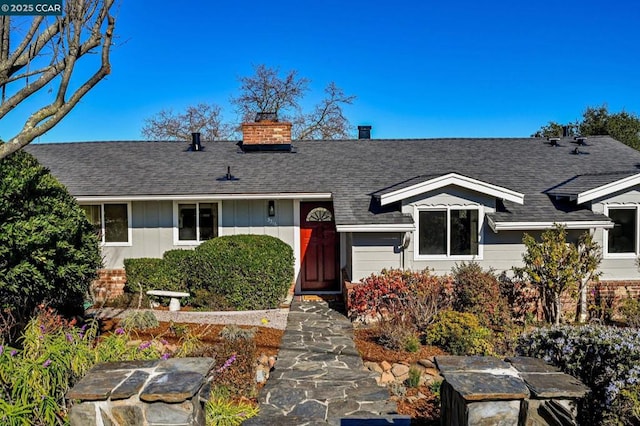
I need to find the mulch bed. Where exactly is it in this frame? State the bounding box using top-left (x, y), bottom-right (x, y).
top-left (100, 319), bottom-right (284, 357)
top-left (353, 327), bottom-right (445, 363)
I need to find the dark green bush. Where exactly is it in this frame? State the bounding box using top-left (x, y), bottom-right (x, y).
top-left (452, 262), bottom-right (512, 330)
top-left (190, 289), bottom-right (231, 311)
top-left (123, 258), bottom-right (165, 293)
top-left (426, 310), bottom-right (494, 355)
top-left (124, 249), bottom-right (191, 293)
top-left (0, 150), bottom-right (101, 327)
top-left (187, 235), bottom-right (294, 310)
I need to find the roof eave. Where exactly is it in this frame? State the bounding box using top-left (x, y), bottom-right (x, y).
top-left (577, 173), bottom-right (640, 204)
top-left (335, 224), bottom-right (415, 232)
top-left (487, 216), bottom-right (614, 233)
top-left (75, 192), bottom-right (334, 202)
top-left (378, 173), bottom-right (525, 206)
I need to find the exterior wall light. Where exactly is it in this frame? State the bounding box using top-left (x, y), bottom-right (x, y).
top-left (268, 200), bottom-right (276, 217)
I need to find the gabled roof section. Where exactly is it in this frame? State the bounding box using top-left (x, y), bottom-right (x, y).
top-left (487, 194), bottom-right (613, 232)
top-left (546, 171), bottom-right (640, 204)
top-left (374, 173), bottom-right (525, 206)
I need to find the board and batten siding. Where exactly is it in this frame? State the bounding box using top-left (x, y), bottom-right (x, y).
top-left (592, 188), bottom-right (640, 280)
top-left (101, 201), bottom-right (174, 269)
top-left (350, 232), bottom-right (402, 281)
top-left (101, 199), bottom-right (295, 269)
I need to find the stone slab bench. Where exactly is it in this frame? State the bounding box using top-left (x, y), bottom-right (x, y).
top-left (146, 290), bottom-right (190, 311)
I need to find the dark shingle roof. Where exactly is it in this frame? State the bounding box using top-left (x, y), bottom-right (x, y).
top-left (546, 171), bottom-right (640, 199)
top-left (25, 136), bottom-right (640, 227)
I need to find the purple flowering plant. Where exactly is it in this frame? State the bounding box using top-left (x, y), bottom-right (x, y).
top-left (216, 354), bottom-right (237, 373)
top-left (517, 324), bottom-right (640, 424)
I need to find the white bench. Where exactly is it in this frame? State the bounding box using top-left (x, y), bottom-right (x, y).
top-left (146, 290), bottom-right (190, 312)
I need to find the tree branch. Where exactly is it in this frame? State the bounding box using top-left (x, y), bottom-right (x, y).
top-left (0, 0), bottom-right (115, 159)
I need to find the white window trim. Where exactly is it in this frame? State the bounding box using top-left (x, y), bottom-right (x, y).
top-left (173, 201), bottom-right (222, 246)
top-left (81, 202), bottom-right (132, 247)
top-left (413, 205), bottom-right (484, 261)
top-left (603, 204), bottom-right (639, 259)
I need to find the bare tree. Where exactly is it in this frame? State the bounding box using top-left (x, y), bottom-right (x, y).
top-left (231, 64), bottom-right (309, 123)
top-left (231, 64), bottom-right (355, 140)
top-left (0, 0), bottom-right (116, 159)
top-left (141, 103), bottom-right (233, 141)
top-left (294, 82), bottom-right (355, 140)
top-left (143, 65), bottom-right (356, 141)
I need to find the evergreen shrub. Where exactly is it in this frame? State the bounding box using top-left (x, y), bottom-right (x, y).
top-left (187, 235), bottom-right (294, 310)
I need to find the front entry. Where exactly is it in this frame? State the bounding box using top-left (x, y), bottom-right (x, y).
top-left (300, 202), bottom-right (339, 292)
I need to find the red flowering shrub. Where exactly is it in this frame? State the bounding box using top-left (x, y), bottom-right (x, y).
top-left (348, 269), bottom-right (453, 350)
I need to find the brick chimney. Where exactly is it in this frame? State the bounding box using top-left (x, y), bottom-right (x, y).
top-left (241, 115), bottom-right (292, 145)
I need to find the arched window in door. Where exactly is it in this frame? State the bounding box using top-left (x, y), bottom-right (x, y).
top-left (306, 207), bottom-right (332, 222)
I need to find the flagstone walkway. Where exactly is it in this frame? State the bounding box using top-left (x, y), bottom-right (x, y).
top-left (244, 299), bottom-right (409, 425)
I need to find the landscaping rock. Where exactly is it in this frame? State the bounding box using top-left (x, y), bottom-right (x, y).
top-left (380, 360), bottom-right (392, 372)
top-left (364, 361), bottom-right (383, 373)
top-left (418, 358), bottom-right (436, 369)
top-left (378, 371), bottom-right (395, 385)
top-left (392, 363), bottom-right (410, 378)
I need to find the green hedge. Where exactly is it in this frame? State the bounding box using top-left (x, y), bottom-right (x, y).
top-left (124, 235), bottom-right (294, 310)
top-left (124, 249), bottom-right (191, 293)
top-left (187, 235), bottom-right (294, 310)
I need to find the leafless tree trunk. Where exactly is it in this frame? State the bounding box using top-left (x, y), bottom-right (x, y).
top-left (0, 0), bottom-right (116, 159)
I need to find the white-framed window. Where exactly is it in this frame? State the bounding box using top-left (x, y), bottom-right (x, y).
top-left (604, 205), bottom-right (639, 258)
top-left (80, 203), bottom-right (132, 246)
top-left (414, 205), bottom-right (482, 260)
top-left (173, 201), bottom-right (220, 245)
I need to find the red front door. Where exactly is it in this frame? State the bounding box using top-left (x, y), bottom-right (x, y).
top-left (300, 202), bottom-right (339, 291)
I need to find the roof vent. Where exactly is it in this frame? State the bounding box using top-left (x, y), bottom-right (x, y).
top-left (358, 125), bottom-right (372, 140)
top-left (547, 137), bottom-right (560, 146)
top-left (216, 166), bottom-right (239, 181)
top-left (191, 132), bottom-right (202, 151)
top-left (573, 136), bottom-right (588, 146)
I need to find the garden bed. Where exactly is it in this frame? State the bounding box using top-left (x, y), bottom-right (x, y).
top-left (101, 319), bottom-right (284, 357)
top-left (353, 326), bottom-right (444, 425)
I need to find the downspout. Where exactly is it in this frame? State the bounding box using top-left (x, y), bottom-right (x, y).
top-left (401, 232), bottom-right (411, 270)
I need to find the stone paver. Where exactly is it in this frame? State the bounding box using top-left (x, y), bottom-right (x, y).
top-left (245, 300), bottom-right (409, 425)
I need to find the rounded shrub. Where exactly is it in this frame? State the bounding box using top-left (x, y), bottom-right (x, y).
top-left (124, 249), bottom-right (191, 293)
top-left (187, 235), bottom-right (294, 310)
top-left (452, 261), bottom-right (512, 330)
top-left (426, 310), bottom-right (494, 355)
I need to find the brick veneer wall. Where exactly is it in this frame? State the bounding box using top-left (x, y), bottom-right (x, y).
top-left (241, 121), bottom-right (292, 144)
top-left (91, 269), bottom-right (126, 302)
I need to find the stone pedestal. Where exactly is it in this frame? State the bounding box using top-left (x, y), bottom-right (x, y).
top-left (436, 356), bottom-right (590, 426)
top-left (67, 357), bottom-right (215, 426)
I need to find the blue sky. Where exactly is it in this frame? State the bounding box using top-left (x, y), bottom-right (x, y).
top-left (3, 0), bottom-right (640, 142)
